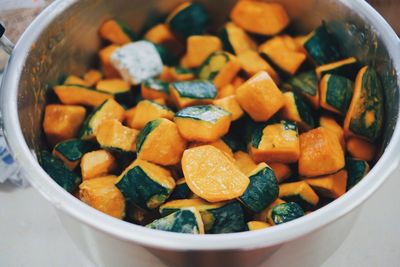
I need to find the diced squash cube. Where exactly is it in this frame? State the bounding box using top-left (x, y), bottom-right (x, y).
top-left (268, 163), bottom-right (292, 183)
top-left (182, 35), bottom-right (222, 68)
top-left (230, 1), bottom-right (290, 35)
top-left (99, 44), bottom-right (121, 78)
top-left (249, 121), bottom-right (300, 163)
top-left (141, 78), bottom-right (169, 101)
top-left (234, 151), bottom-right (257, 175)
top-left (182, 145), bottom-right (250, 202)
top-left (169, 67), bottom-right (195, 81)
top-left (283, 71), bottom-right (319, 109)
top-left (147, 208), bottom-right (205, 234)
top-left (53, 139), bottom-right (98, 170)
top-left (279, 181), bottom-right (319, 209)
top-left (316, 57), bottom-right (359, 80)
top-left (247, 221), bottom-right (271, 231)
top-left (319, 115), bottom-right (345, 149)
top-left (116, 159), bottom-right (176, 209)
top-left (198, 51), bottom-right (241, 89)
top-left (136, 118), bottom-right (187, 166)
top-left (346, 137), bottom-right (377, 161)
top-left (346, 157), bottom-right (370, 190)
top-left (213, 95), bottom-right (244, 121)
top-left (270, 202), bottom-right (304, 225)
top-left (281, 91), bottom-right (315, 130)
top-left (236, 71), bottom-right (284, 122)
top-left (217, 84), bottom-right (236, 98)
top-left (174, 105), bottom-right (231, 142)
top-left (80, 150), bottom-right (117, 180)
top-left (79, 176), bottom-right (126, 219)
top-left (299, 127), bottom-right (345, 177)
top-left (259, 35), bottom-right (306, 75)
top-left (96, 119), bottom-right (139, 153)
top-left (84, 69), bottom-right (103, 87)
top-left (111, 41), bottom-right (163, 85)
top-left (64, 75), bottom-right (88, 86)
top-left (54, 85), bottom-right (113, 107)
top-left (99, 19), bottom-right (135, 45)
top-left (219, 22), bottom-right (257, 55)
top-left (96, 78), bottom-right (130, 93)
top-left (43, 104), bottom-right (86, 146)
top-left (128, 100), bottom-right (174, 130)
top-left (232, 76), bottom-right (245, 89)
top-left (344, 66), bottom-right (384, 142)
top-left (254, 198), bottom-right (286, 222)
top-left (305, 169), bottom-right (348, 199)
top-left (144, 23), bottom-right (183, 56)
top-left (239, 163), bottom-right (279, 213)
top-left (319, 74), bottom-right (354, 115)
top-left (189, 139), bottom-right (234, 161)
top-left (237, 50), bottom-right (279, 83)
top-left (169, 178), bottom-right (193, 200)
top-left (170, 80), bottom-right (217, 108)
top-left (80, 99), bottom-right (125, 140)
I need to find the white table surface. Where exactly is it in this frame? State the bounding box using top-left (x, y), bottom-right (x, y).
top-left (1, 165), bottom-right (400, 267)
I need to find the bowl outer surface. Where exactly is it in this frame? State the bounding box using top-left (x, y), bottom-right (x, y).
top-left (1, 0), bottom-right (400, 251)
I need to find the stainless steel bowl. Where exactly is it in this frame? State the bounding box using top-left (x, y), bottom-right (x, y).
top-left (1, 1), bottom-right (400, 267)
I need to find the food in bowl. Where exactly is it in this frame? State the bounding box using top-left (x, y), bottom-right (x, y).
top-left (39, 0), bottom-right (384, 234)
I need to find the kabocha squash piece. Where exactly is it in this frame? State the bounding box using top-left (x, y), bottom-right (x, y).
top-left (344, 66), bottom-right (384, 142)
top-left (170, 80), bottom-right (217, 108)
top-left (221, 131), bottom-right (244, 153)
top-left (255, 198), bottom-right (286, 222)
top-left (96, 78), bottom-right (132, 106)
top-left (232, 76), bottom-right (245, 89)
top-left (144, 23), bottom-right (183, 57)
top-left (54, 85), bottom-right (113, 108)
top-left (247, 221), bottom-right (271, 231)
top-left (283, 71), bottom-right (319, 109)
top-left (96, 119), bottom-right (139, 154)
top-left (279, 181), bottom-right (319, 209)
top-left (174, 105), bottom-right (231, 142)
top-left (219, 22), bottom-right (257, 55)
top-left (268, 163), bottom-right (292, 183)
top-left (319, 74), bottom-right (354, 115)
top-left (43, 104), bottom-right (86, 146)
top-left (198, 51), bottom-right (241, 89)
top-left (141, 78), bottom-right (169, 100)
top-left (249, 121), bottom-right (300, 164)
top-left (169, 178), bottom-right (192, 200)
top-left (213, 95), bottom-right (244, 121)
top-left (237, 50), bottom-right (279, 83)
top-left (316, 57), bottom-right (359, 80)
top-left (259, 35), bottom-right (306, 75)
top-left (111, 41), bottom-right (163, 85)
top-left (239, 163), bottom-right (279, 213)
top-left (189, 139), bottom-right (234, 161)
top-left (270, 202), bottom-right (304, 225)
top-left (346, 157), bottom-right (370, 190)
top-left (160, 199), bottom-right (247, 233)
top-left (281, 92), bottom-right (315, 131)
top-left (230, 1), bottom-right (290, 35)
top-left (79, 176), bottom-right (125, 219)
top-left (234, 151), bottom-right (257, 175)
top-left (84, 69), bottom-right (103, 87)
top-left (346, 137), bottom-right (377, 161)
top-left (40, 151), bottom-right (81, 193)
top-left (217, 84), bottom-right (236, 98)
top-left (99, 19), bottom-right (136, 45)
top-left (147, 208), bottom-right (204, 234)
top-left (299, 127), bottom-right (345, 177)
top-left (80, 99), bottom-right (125, 140)
top-left (319, 115), bottom-right (345, 149)
top-left (136, 118), bottom-right (187, 166)
top-left (182, 145), bottom-right (250, 202)
top-left (99, 44), bottom-right (121, 78)
top-left (128, 100), bottom-right (174, 130)
top-left (303, 24), bottom-right (342, 65)
top-left (182, 35), bottom-right (222, 68)
top-left (236, 71), bottom-right (284, 122)
top-left (64, 75), bottom-right (88, 86)
top-left (116, 159), bottom-right (176, 210)
top-left (166, 2), bottom-right (209, 37)
top-left (53, 139), bottom-right (98, 170)
top-left (80, 150), bottom-right (117, 180)
top-left (305, 169), bottom-right (348, 199)
top-left (170, 67), bottom-right (195, 81)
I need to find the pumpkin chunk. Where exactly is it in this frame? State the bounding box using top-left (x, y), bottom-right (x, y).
top-left (79, 176), bottom-right (126, 219)
top-left (137, 118), bottom-right (187, 166)
top-left (99, 44), bottom-right (121, 78)
top-left (174, 105), bottom-right (231, 142)
top-left (247, 221), bottom-right (271, 231)
top-left (319, 74), bottom-right (354, 115)
top-left (53, 139), bottom-right (98, 170)
top-left (182, 35), bottom-right (222, 68)
top-left (299, 127), bottom-right (345, 177)
top-left (316, 57), bottom-right (359, 80)
top-left (346, 137), bottom-right (377, 161)
top-left (81, 150), bottom-right (117, 180)
top-left (141, 78), bottom-right (169, 101)
top-left (99, 19), bottom-right (135, 45)
top-left (144, 23), bottom-right (183, 56)
top-left (217, 84), bottom-right (236, 98)
top-left (84, 69), bottom-right (103, 87)
top-left (234, 151), bottom-right (258, 175)
top-left (346, 157), bottom-right (370, 190)
top-left (283, 71), bottom-right (319, 109)
top-left (96, 119), bottom-right (139, 153)
top-left (236, 71), bottom-right (284, 122)
top-left (213, 95), bottom-right (244, 121)
top-left (220, 22), bottom-right (257, 55)
top-left (54, 85), bottom-right (113, 107)
top-left (64, 75), bottom-right (88, 86)
top-left (128, 100), bottom-right (174, 129)
top-left (182, 145), bottom-right (250, 202)
top-left (281, 91), bottom-right (315, 131)
top-left (255, 198), bottom-right (286, 222)
top-left (230, 1), bottom-right (289, 35)
top-left (268, 163), bottom-right (292, 183)
top-left (249, 121), bottom-right (300, 163)
top-left (319, 115), bottom-right (345, 149)
top-left (189, 139), bottom-right (234, 161)
top-left (170, 67), bottom-right (195, 81)
top-left (270, 202), bottom-right (304, 225)
top-left (170, 80), bottom-right (217, 108)
top-left (279, 181), bottom-right (319, 209)
top-left (305, 169), bottom-right (348, 199)
top-left (237, 50), bottom-right (279, 83)
top-left (43, 104), bottom-right (86, 146)
top-left (169, 178), bottom-right (193, 200)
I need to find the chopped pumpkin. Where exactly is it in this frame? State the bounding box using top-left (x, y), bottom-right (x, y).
top-left (237, 50), bottom-right (279, 83)
top-left (54, 85), bottom-right (113, 107)
top-left (144, 23), bottom-right (183, 56)
top-left (304, 169), bottom-right (348, 199)
top-left (189, 139), bottom-right (234, 161)
top-left (128, 100), bottom-right (174, 129)
top-left (247, 221), bottom-right (271, 231)
top-left (346, 137), bottom-right (377, 161)
top-left (170, 80), bottom-right (217, 108)
top-left (169, 67), bottom-right (195, 81)
top-left (84, 69), bottom-right (103, 87)
top-left (279, 181), bottom-right (319, 208)
top-left (280, 91), bottom-right (315, 131)
top-left (99, 44), bottom-right (121, 78)
top-left (141, 78), bottom-right (169, 101)
top-left (315, 57), bottom-right (359, 80)
top-left (63, 75), bottom-right (88, 86)
top-left (53, 139), bottom-right (98, 170)
top-left (319, 74), bottom-right (354, 115)
top-left (99, 19), bottom-right (135, 45)
top-left (96, 119), bottom-right (139, 153)
top-left (217, 84), bottom-right (236, 98)
top-left (182, 35), bottom-right (222, 68)
top-left (234, 151), bottom-right (258, 175)
top-left (219, 22), bottom-right (257, 55)
top-left (268, 163), bottom-right (292, 183)
top-left (80, 150), bottom-right (117, 180)
top-left (319, 115), bottom-right (345, 148)
top-left (213, 95), bottom-right (244, 121)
